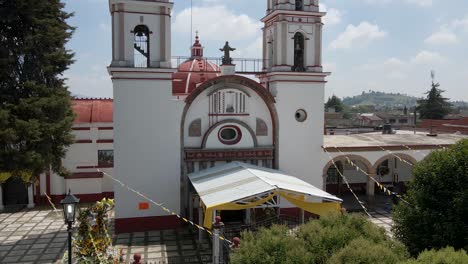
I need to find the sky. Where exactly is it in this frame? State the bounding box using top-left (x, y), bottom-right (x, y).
top-left (63, 0), bottom-right (468, 101)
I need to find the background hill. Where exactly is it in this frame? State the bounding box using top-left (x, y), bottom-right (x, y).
top-left (341, 90), bottom-right (468, 110)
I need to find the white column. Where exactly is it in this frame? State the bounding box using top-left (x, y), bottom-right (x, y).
top-left (189, 195), bottom-right (193, 221)
top-left (245, 208), bottom-right (251, 224)
top-left (198, 207), bottom-right (204, 242)
top-left (27, 184), bottom-right (35, 208)
top-left (0, 184), bottom-right (4, 211)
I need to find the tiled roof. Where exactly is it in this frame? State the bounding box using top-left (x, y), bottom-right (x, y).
top-left (72, 98), bottom-right (113, 124)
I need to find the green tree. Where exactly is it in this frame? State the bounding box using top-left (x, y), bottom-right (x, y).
top-left (0, 0), bottom-right (75, 182)
top-left (402, 247), bottom-right (468, 264)
top-left (231, 213), bottom-right (408, 264)
top-left (393, 139), bottom-right (468, 256)
top-left (417, 71), bottom-right (452, 119)
top-left (326, 95), bottom-right (344, 112)
top-left (328, 238), bottom-right (407, 264)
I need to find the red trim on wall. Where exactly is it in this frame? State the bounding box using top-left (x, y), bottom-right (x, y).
top-left (208, 113), bottom-right (250, 117)
top-left (75, 139), bottom-right (93, 144)
top-left (72, 127), bottom-right (91, 131)
top-left (185, 148), bottom-right (275, 161)
top-left (76, 165), bottom-right (113, 169)
top-left (39, 192), bottom-right (115, 205)
top-left (115, 215), bottom-right (182, 233)
top-left (65, 172), bottom-right (104, 179)
top-left (97, 139), bottom-right (114, 143)
top-left (98, 127), bottom-right (114, 130)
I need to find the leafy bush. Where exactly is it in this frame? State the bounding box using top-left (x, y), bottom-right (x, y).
top-left (231, 213), bottom-right (408, 264)
top-left (297, 213), bottom-right (406, 263)
top-left (328, 237), bottom-right (406, 264)
top-left (402, 247), bottom-right (468, 264)
top-left (230, 225), bottom-right (312, 264)
top-left (393, 139), bottom-right (468, 256)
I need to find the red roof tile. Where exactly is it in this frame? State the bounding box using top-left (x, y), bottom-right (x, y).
top-left (72, 99), bottom-right (113, 124)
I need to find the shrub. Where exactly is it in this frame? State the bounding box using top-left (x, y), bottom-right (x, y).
top-left (402, 247), bottom-right (468, 264)
top-left (297, 213), bottom-right (406, 263)
top-left (230, 225), bottom-right (312, 264)
top-left (393, 139), bottom-right (468, 256)
top-left (328, 237), bottom-right (407, 264)
top-left (231, 213), bottom-right (408, 264)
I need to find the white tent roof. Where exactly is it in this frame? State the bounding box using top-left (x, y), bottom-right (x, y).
top-left (189, 162), bottom-right (342, 208)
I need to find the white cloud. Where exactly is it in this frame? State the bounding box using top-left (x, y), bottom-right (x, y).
top-left (172, 6), bottom-right (262, 41)
top-left (65, 63), bottom-right (112, 98)
top-left (364, 0), bottom-right (433, 7)
top-left (234, 36), bottom-right (262, 58)
top-left (319, 4), bottom-right (342, 26)
top-left (410, 50), bottom-right (447, 65)
top-left (424, 31), bottom-right (458, 45)
top-left (451, 16), bottom-right (468, 32)
top-left (323, 62), bottom-right (337, 72)
top-left (330, 22), bottom-right (386, 49)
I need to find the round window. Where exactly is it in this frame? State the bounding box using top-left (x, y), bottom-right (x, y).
top-left (218, 126), bottom-right (242, 145)
top-left (295, 109), bottom-right (307, 122)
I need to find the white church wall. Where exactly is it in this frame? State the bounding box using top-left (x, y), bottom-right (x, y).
top-left (274, 81), bottom-right (325, 189)
top-left (113, 78), bottom-right (183, 219)
top-left (184, 83), bottom-right (274, 149)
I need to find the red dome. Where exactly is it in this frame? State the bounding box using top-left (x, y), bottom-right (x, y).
top-left (172, 33), bottom-right (220, 95)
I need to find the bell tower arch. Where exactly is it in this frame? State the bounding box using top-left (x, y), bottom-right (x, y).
top-left (109, 0), bottom-right (172, 68)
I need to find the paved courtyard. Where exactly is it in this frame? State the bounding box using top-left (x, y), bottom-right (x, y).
top-left (1, 204), bottom-right (394, 264)
top-left (0, 206), bottom-right (212, 264)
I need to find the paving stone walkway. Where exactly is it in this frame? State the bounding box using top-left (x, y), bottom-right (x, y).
top-left (0, 206), bottom-right (213, 264)
top-left (369, 209), bottom-right (394, 236)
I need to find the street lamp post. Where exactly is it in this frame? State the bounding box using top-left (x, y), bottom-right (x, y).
top-left (60, 190), bottom-right (80, 264)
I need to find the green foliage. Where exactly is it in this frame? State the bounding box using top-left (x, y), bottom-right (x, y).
top-left (417, 72), bottom-right (452, 119)
top-left (393, 139), bottom-right (468, 256)
top-left (0, 0), bottom-right (75, 178)
top-left (325, 95), bottom-right (344, 112)
top-left (231, 213), bottom-right (408, 264)
top-left (230, 225), bottom-right (312, 264)
top-left (402, 247), bottom-right (468, 264)
top-left (297, 213), bottom-right (406, 263)
top-left (328, 237), bottom-right (407, 264)
top-left (74, 198), bottom-right (122, 263)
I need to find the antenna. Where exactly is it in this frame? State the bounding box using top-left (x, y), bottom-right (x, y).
top-left (190, 0), bottom-right (193, 48)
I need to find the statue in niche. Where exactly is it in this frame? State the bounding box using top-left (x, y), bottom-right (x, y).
top-left (220, 41), bottom-right (236, 65)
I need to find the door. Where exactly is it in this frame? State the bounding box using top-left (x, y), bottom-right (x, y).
top-left (3, 177), bottom-right (28, 205)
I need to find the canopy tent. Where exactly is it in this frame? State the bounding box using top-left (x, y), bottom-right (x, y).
top-left (188, 162), bottom-right (342, 228)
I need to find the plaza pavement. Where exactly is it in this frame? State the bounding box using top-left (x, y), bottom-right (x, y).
top-left (0, 205), bottom-right (393, 264)
top-left (0, 206), bottom-right (212, 264)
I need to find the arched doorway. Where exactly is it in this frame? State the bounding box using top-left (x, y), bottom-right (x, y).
top-left (324, 155), bottom-right (373, 196)
top-left (373, 154), bottom-right (417, 195)
top-left (3, 177), bottom-right (28, 206)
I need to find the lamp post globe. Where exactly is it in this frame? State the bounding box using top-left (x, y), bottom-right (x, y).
top-left (60, 190), bottom-right (80, 264)
top-left (60, 190), bottom-right (80, 224)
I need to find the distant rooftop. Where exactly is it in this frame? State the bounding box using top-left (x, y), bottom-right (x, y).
top-left (324, 131), bottom-right (467, 151)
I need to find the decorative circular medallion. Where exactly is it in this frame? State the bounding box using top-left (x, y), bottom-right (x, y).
top-left (295, 109), bottom-right (307, 122)
top-left (218, 125), bottom-right (242, 145)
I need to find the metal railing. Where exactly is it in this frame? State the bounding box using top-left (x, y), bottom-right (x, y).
top-left (172, 56), bottom-right (267, 74)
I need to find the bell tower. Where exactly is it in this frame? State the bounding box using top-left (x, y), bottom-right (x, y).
top-left (258, 0), bottom-right (330, 189)
top-left (108, 0), bottom-right (182, 233)
top-left (109, 0), bottom-right (172, 68)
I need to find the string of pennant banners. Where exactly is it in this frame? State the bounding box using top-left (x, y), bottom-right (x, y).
top-left (330, 146), bottom-right (410, 205)
top-left (96, 169), bottom-right (232, 244)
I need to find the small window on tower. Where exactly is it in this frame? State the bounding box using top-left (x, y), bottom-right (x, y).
top-left (133, 25), bottom-right (150, 68)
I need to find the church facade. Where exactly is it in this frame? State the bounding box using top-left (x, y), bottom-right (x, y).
top-left (107, 0), bottom-right (330, 232)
